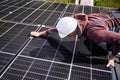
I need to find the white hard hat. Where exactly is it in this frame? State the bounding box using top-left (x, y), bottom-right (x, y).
top-left (56, 17), bottom-right (77, 38)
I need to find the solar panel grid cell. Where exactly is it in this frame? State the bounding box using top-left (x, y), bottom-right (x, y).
top-left (47, 3), bottom-right (60, 11)
top-left (0, 12), bottom-right (9, 19)
top-left (1, 56), bottom-right (33, 80)
top-left (2, 6), bottom-right (17, 14)
top-left (0, 0), bottom-right (13, 5)
top-left (33, 11), bottom-right (53, 25)
top-left (55, 4), bottom-right (67, 12)
top-left (14, 0), bottom-right (30, 7)
top-left (70, 66), bottom-right (90, 80)
top-left (0, 22), bottom-right (15, 36)
top-left (74, 5), bottom-right (83, 13)
top-left (0, 23), bottom-right (38, 54)
top-left (100, 7), bottom-right (109, 13)
top-left (0, 21), bottom-right (4, 25)
top-left (91, 6), bottom-right (100, 13)
top-left (23, 10), bottom-right (43, 24)
top-left (0, 52), bottom-right (14, 71)
top-left (0, 34), bottom-right (15, 50)
top-left (2, 8), bottom-right (26, 20)
top-left (43, 12), bottom-right (61, 26)
top-left (2, 36), bottom-right (29, 53)
top-left (0, 0), bottom-right (5, 3)
top-left (39, 2), bottom-right (52, 10)
top-left (48, 63), bottom-right (70, 79)
top-left (20, 36), bottom-right (47, 57)
top-left (23, 1), bottom-right (38, 8)
top-left (5, 0), bottom-right (20, 6)
top-left (84, 6), bottom-right (92, 14)
top-left (28, 60), bottom-right (51, 78)
top-left (31, 1), bottom-right (45, 9)
top-left (2, 68), bottom-right (25, 79)
top-left (0, 5), bottom-right (9, 12)
top-left (66, 5), bottom-right (76, 13)
top-left (12, 9), bottom-right (34, 22)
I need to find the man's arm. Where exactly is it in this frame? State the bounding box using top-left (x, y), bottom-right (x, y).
top-left (107, 40), bottom-right (120, 67)
top-left (30, 28), bottom-right (57, 37)
top-left (87, 27), bottom-right (120, 67)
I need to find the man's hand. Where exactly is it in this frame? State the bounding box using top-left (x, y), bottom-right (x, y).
top-left (106, 55), bottom-right (115, 67)
top-left (30, 30), bottom-right (48, 37)
top-left (30, 31), bottom-right (40, 37)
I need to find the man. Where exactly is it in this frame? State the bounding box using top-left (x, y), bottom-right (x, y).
top-left (30, 12), bottom-right (120, 67)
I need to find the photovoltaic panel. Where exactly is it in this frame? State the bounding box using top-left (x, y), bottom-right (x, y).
top-left (84, 6), bottom-right (92, 14)
top-left (92, 69), bottom-right (112, 80)
top-left (12, 9), bottom-right (34, 22)
top-left (23, 1), bottom-right (39, 8)
top-left (2, 6), bottom-right (18, 13)
top-left (66, 5), bottom-right (76, 13)
top-left (55, 3), bottom-right (67, 12)
top-left (0, 52), bottom-right (14, 74)
top-left (1, 56), bottom-right (33, 79)
top-left (1, 55), bottom-right (71, 80)
top-left (20, 28), bottom-right (59, 59)
top-left (0, 22), bottom-right (15, 35)
top-left (70, 66), bottom-right (111, 80)
top-left (0, 6), bottom-right (18, 18)
top-left (1, 36), bottom-right (28, 53)
top-left (63, 12), bottom-right (73, 17)
top-left (0, 5), bottom-right (9, 11)
top-left (36, 42), bottom-right (57, 60)
top-left (0, 23), bottom-right (38, 54)
top-left (0, 0), bottom-right (119, 80)
top-left (33, 11), bottom-right (53, 25)
top-left (39, 2), bottom-right (52, 10)
top-left (2, 8), bottom-right (26, 20)
top-left (100, 7), bottom-right (110, 13)
top-left (47, 3), bottom-right (60, 11)
top-left (0, 34), bottom-right (14, 50)
top-left (31, 1), bottom-right (45, 9)
top-left (22, 10), bottom-right (43, 24)
top-left (114, 55), bottom-right (120, 80)
top-left (20, 36), bottom-right (47, 57)
top-left (5, 0), bottom-right (20, 6)
top-left (70, 66), bottom-right (90, 80)
top-left (74, 5), bottom-right (83, 13)
top-left (92, 6), bottom-right (101, 13)
top-left (0, 0), bottom-right (12, 5)
top-left (56, 37), bottom-right (76, 62)
top-left (47, 63), bottom-right (70, 79)
top-left (14, 0), bottom-right (30, 7)
top-left (20, 27), bottom-right (75, 62)
top-left (43, 12), bottom-right (61, 26)
top-left (0, 21), bottom-right (4, 26)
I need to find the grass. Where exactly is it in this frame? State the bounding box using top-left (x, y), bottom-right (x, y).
top-left (47, 0), bottom-right (120, 8)
top-left (47, 0), bottom-right (69, 3)
top-left (95, 0), bottom-right (120, 8)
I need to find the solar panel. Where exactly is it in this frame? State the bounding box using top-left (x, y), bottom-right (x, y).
top-left (0, 23), bottom-right (38, 54)
top-left (0, 22), bottom-right (15, 35)
top-left (0, 0), bottom-right (119, 80)
top-left (0, 52), bottom-right (14, 74)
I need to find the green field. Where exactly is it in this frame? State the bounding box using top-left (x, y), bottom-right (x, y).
top-left (47, 0), bottom-right (120, 8)
top-left (95, 0), bottom-right (120, 8)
